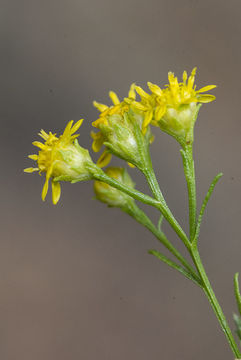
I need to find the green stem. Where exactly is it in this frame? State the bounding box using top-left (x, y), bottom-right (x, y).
top-left (141, 145), bottom-right (165, 203)
top-left (190, 246), bottom-right (241, 358)
top-left (183, 144), bottom-right (241, 358)
top-left (181, 144), bottom-right (197, 241)
top-left (92, 170), bottom-right (160, 207)
top-left (141, 163), bottom-right (191, 250)
top-left (93, 168), bottom-right (191, 251)
top-left (124, 202), bottom-right (201, 285)
top-left (142, 167), bottom-right (164, 202)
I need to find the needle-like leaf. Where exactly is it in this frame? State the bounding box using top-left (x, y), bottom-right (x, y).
top-left (194, 173), bottom-right (223, 243)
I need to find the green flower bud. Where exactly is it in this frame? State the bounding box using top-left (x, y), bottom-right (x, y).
top-left (94, 167), bottom-right (135, 208)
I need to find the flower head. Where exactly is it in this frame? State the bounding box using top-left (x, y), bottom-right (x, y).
top-left (24, 120), bottom-right (93, 204)
top-left (94, 167), bottom-right (135, 208)
top-left (91, 84), bottom-right (154, 168)
top-left (135, 68), bottom-right (216, 146)
top-left (91, 85), bottom-right (135, 166)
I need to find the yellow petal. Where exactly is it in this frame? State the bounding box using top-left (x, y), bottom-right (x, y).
top-left (93, 101), bottom-right (109, 112)
top-left (191, 67), bottom-right (197, 76)
top-left (143, 111), bottom-right (153, 130)
top-left (135, 86), bottom-right (149, 99)
top-left (131, 101), bottom-right (147, 111)
top-left (91, 131), bottom-right (104, 152)
top-left (63, 120), bottom-right (74, 137)
top-left (196, 85), bottom-right (216, 93)
top-left (187, 68), bottom-right (197, 90)
top-left (182, 71), bottom-right (187, 84)
top-left (52, 180), bottom-right (61, 205)
top-left (70, 119), bottom-right (84, 134)
top-left (97, 150), bottom-right (112, 168)
top-left (38, 129), bottom-right (49, 140)
top-left (147, 82), bottom-right (162, 97)
top-left (41, 177), bottom-right (49, 201)
top-left (168, 71), bottom-right (176, 84)
top-left (24, 167), bottom-right (39, 173)
top-left (32, 141), bottom-right (46, 150)
top-left (109, 91), bottom-right (120, 105)
top-left (128, 83), bottom-right (136, 100)
top-left (28, 154), bottom-right (38, 160)
top-left (197, 94), bottom-right (216, 103)
top-left (155, 105), bottom-right (166, 121)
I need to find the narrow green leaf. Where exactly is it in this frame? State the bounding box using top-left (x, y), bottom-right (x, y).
top-left (234, 273), bottom-right (241, 316)
top-left (233, 313), bottom-right (241, 342)
top-left (194, 173), bottom-right (223, 243)
top-left (149, 249), bottom-right (203, 288)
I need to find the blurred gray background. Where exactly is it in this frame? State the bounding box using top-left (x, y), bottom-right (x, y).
top-left (1, 0), bottom-right (241, 359)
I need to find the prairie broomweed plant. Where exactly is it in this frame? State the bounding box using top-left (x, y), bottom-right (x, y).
top-left (24, 69), bottom-right (241, 359)
top-left (24, 120), bottom-right (93, 204)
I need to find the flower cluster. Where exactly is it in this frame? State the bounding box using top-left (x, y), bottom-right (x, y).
top-left (25, 68), bottom-right (216, 204)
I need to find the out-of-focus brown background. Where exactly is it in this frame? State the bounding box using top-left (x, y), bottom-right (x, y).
top-left (1, 0), bottom-right (241, 359)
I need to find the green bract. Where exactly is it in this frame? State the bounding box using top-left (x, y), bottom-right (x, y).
top-left (158, 103), bottom-right (201, 146)
top-left (98, 111), bottom-right (153, 169)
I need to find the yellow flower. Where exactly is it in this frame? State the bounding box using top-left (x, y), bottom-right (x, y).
top-left (91, 84), bottom-right (154, 168)
top-left (148, 67), bottom-right (216, 112)
top-left (135, 68), bottom-right (216, 145)
top-left (91, 84), bottom-right (136, 167)
top-left (24, 120), bottom-right (93, 204)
